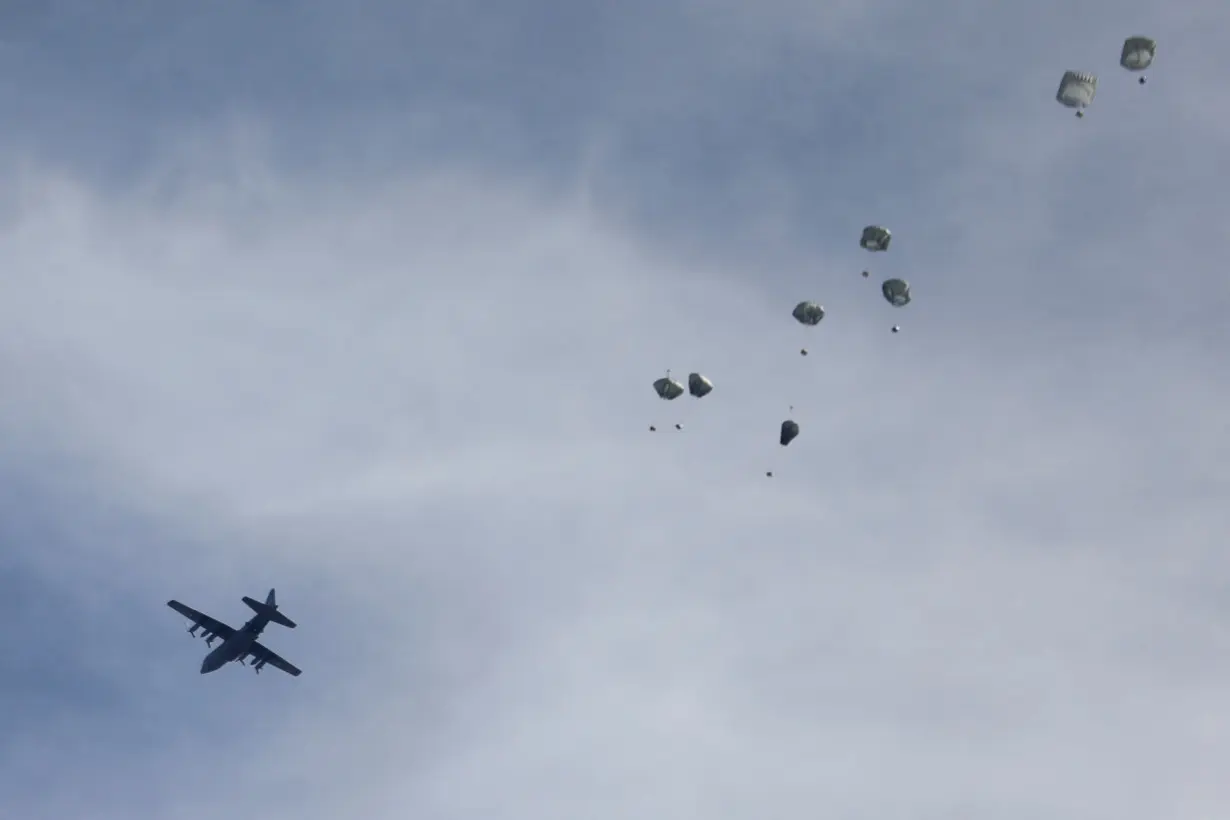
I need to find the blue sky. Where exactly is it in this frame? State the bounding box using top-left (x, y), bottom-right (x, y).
top-left (2, 1), bottom-right (1229, 818)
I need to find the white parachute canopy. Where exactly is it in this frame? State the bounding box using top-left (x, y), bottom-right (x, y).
top-left (1120, 37), bottom-right (1156, 83)
top-left (688, 372), bottom-right (713, 398)
top-left (1056, 71), bottom-right (1097, 116)
top-left (860, 225), bottom-right (891, 251)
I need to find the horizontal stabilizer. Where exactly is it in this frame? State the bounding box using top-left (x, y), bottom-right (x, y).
top-left (242, 595), bottom-right (296, 628)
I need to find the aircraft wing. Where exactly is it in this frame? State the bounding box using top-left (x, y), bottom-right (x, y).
top-left (167, 600), bottom-right (236, 639)
top-left (248, 641), bottom-right (302, 677)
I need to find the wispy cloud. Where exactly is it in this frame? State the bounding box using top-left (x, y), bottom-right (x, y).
top-left (1, 1), bottom-right (1228, 818)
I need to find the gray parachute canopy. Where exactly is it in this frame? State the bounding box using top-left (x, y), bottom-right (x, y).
top-left (653, 376), bottom-right (684, 400)
top-left (792, 301), bottom-right (825, 326)
top-left (1056, 71), bottom-right (1097, 115)
top-left (860, 225), bottom-right (891, 251)
top-left (1120, 36), bottom-right (1156, 71)
top-left (688, 372), bottom-right (713, 398)
top-left (780, 419), bottom-right (800, 446)
top-left (1121, 37), bottom-right (1156, 83)
top-left (881, 278), bottom-right (911, 307)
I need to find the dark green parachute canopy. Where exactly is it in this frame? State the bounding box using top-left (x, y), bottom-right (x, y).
top-left (881, 278), bottom-right (911, 307)
top-left (688, 372), bottom-right (713, 398)
top-left (792, 301), bottom-right (825, 326)
top-left (780, 419), bottom-right (800, 446)
top-left (653, 375), bottom-right (684, 400)
top-left (860, 225), bottom-right (891, 251)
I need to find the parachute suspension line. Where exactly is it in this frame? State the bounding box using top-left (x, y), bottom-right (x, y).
top-left (674, 366), bottom-right (683, 430)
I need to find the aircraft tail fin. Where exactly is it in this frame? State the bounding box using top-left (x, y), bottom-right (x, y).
top-left (242, 588), bottom-right (296, 628)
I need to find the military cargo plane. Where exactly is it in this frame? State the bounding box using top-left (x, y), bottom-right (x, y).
top-left (167, 588), bottom-right (302, 676)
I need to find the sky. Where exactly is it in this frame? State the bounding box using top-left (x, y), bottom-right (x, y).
top-left (1, 0), bottom-right (1228, 818)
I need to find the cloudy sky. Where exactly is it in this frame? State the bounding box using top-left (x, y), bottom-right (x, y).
top-left (1, 1), bottom-right (1228, 818)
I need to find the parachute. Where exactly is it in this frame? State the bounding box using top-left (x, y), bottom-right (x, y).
top-left (634, 40), bottom-right (1169, 468)
top-left (881, 278), bottom-right (911, 307)
top-left (687, 372), bottom-right (713, 398)
top-left (860, 226), bottom-right (891, 251)
top-left (1056, 71), bottom-right (1097, 117)
top-left (652, 375), bottom-right (684, 400)
top-left (792, 301), bottom-right (825, 326)
top-left (1120, 37), bottom-right (1156, 84)
top-left (648, 373), bottom-right (685, 431)
top-left (792, 301), bottom-right (825, 355)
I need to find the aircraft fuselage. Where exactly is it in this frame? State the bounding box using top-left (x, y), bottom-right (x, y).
top-left (200, 614), bottom-right (269, 674)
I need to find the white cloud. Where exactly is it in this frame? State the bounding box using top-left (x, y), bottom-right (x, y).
top-left (2, 2), bottom-right (1230, 818)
